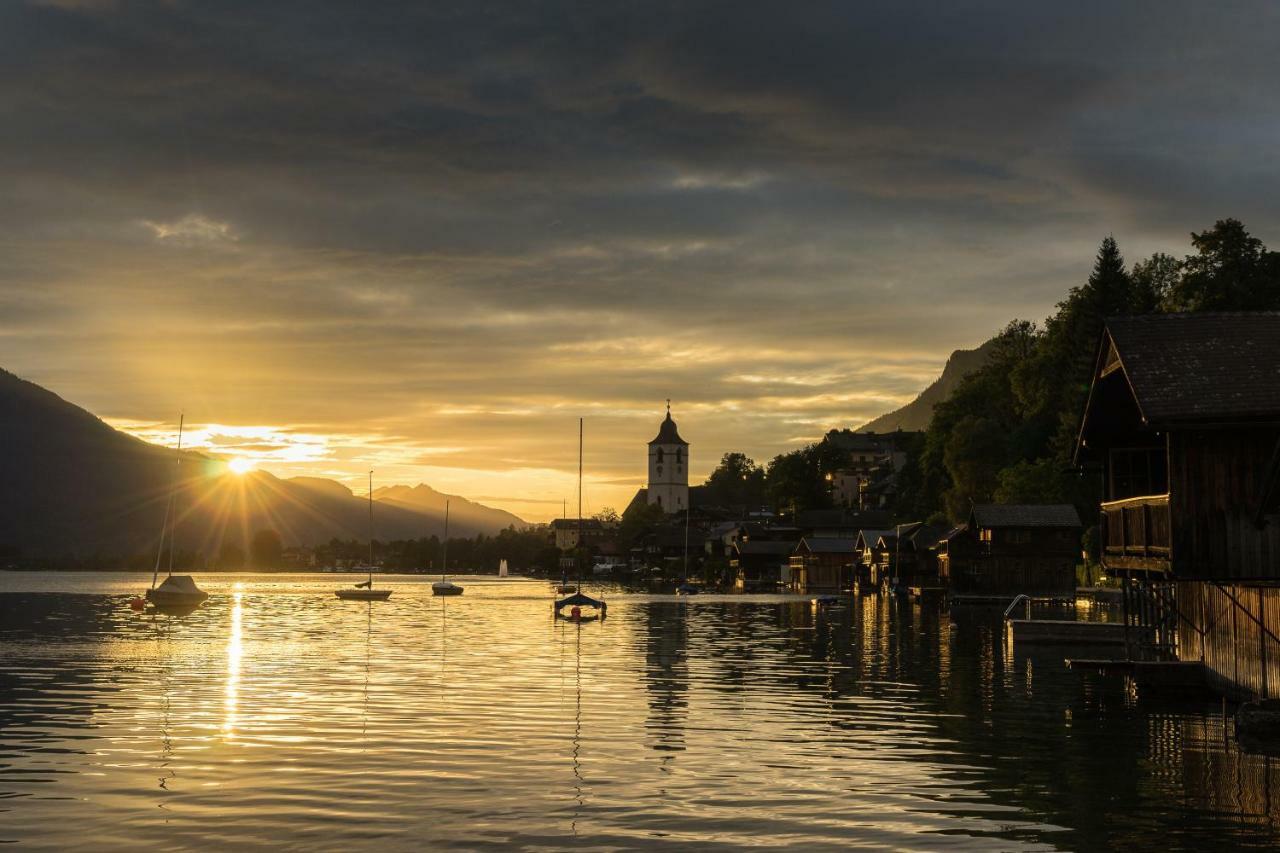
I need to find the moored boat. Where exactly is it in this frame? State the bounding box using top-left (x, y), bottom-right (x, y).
top-left (335, 470), bottom-right (392, 601)
top-left (432, 500), bottom-right (464, 596)
top-left (140, 415), bottom-right (208, 612)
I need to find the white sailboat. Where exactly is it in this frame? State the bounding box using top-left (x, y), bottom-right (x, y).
top-left (336, 470), bottom-right (392, 601)
top-left (145, 415), bottom-right (209, 611)
top-left (432, 500), bottom-right (464, 596)
top-left (498, 558), bottom-right (509, 578)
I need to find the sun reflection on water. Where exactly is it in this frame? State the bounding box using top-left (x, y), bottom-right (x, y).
top-left (223, 586), bottom-right (243, 738)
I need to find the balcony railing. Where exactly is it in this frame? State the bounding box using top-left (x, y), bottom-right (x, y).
top-left (1101, 494), bottom-right (1170, 566)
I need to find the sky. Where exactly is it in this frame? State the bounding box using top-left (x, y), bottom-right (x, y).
top-left (4, 1), bottom-right (1280, 521)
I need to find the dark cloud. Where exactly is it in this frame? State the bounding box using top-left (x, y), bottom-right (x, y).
top-left (2, 0), bottom-right (1277, 517)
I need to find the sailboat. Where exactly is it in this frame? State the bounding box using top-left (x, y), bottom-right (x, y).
top-left (144, 415), bottom-right (209, 611)
top-left (335, 470), bottom-right (392, 601)
top-left (554, 418), bottom-right (606, 621)
top-left (432, 500), bottom-right (464, 596)
top-left (498, 558), bottom-right (509, 578)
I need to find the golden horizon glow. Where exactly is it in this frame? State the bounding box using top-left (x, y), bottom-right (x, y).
top-left (228, 458), bottom-right (255, 475)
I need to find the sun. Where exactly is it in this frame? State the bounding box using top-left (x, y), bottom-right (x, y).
top-left (228, 457), bottom-right (255, 475)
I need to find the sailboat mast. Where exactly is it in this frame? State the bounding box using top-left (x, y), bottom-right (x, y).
top-left (683, 503), bottom-right (690, 580)
top-left (577, 417), bottom-right (583, 586)
top-left (151, 414), bottom-right (182, 590)
top-left (167, 414), bottom-right (183, 577)
top-left (367, 469), bottom-right (373, 585)
top-left (443, 500), bottom-right (450, 581)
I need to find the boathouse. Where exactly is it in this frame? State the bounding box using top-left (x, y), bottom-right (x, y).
top-left (731, 540), bottom-right (795, 592)
top-left (937, 505), bottom-right (1081, 598)
top-left (789, 537), bottom-right (858, 593)
top-left (1076, 313), bottom-right (1280, 696)
top-left (855, 528), bottom-right (892, 586)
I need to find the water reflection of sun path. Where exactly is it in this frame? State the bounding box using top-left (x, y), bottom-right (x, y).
top-left (223, 586), bottom-right (243, 739)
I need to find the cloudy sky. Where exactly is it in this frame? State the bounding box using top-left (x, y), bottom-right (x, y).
top-left (3, 1), bottom-right (1278, 520)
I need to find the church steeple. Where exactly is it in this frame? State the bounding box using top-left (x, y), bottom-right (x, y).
top-left (647, 401), bottom-right (689, 512)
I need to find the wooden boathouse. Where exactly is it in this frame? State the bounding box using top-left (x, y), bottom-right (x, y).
top-left (1076, 312), bottom-right (1280, 697)
top-left (938, 504), bottom-right (1082, 598)
top-left (789, 537), bottom-right (859, 594)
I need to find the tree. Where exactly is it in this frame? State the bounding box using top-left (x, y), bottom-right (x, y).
top-left (250, 529), bottom-right (283, 568)
top-left (702, 452), bottom-right (767, 508)
top-left (217, 541), bottom-right (245, 570)
top-left (593, 507), bottom-right (620, 525)
top-left (765, 447), bottom-right (828, 514)
top-left (619, 501), bottom-right (665, 549)
top-left (1130, 252), bottom-right (1180, 311)
top-left (994, 458), bottom-right (1068, 504)
top-left (1167, 218), bottom-right (1280, 311)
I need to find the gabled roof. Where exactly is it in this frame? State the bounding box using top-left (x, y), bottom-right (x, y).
top-left (549, 518), bottom-right (608, 530)
top-left (902, 523), bottom-right (946, 549)
top-left (1100, 313), bottom-right (1280, 427)
top-left (970, 504), bottom-right (1082, 529)
top-left (649, 412), bottom-right (688, 445)
top-left (855, 528), bottom-right (893, 550)
top-left (797, 536), bottom-right (857, 554)
top-left (734, 540), bottom-right (796, 556)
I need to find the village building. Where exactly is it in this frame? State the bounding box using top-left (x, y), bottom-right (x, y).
top-left (937, 505), bottom-right (1081, 598)
top-left (824, 431), bottom-right (915, 510)
top-left (548, 517), bottom-right (615, 551)
top-left (732, 540), bottom-right (796, 592)
top-left (1076, 313), bottom-right (1280, 696)
top-left (855, 528), bottom-right (893, 587)
top-left (868, 522), bottom-right (946, 589)
top-left (789, 537), bottom-right (859, 593)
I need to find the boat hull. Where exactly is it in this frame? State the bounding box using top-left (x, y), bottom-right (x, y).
top-left (432, 583), bottom-right (464, 596)
top-left (145, 576), bottom-right (209, 609)
top-left (335, 588), bottom-right (393, 600)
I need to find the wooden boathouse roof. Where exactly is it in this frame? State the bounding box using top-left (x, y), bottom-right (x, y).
top-left (1101, 312), bottom-right (1280, 427)
top-left (970, 504), bottom-right (1082, 529)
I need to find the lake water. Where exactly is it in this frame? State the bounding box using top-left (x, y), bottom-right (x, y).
top-left (2, 572), bottom-right (1279, 851)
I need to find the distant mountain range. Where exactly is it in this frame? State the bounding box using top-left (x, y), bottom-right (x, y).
top-left (859, 337), bottom-right (997, 433)
top-left (0, 368), bottom-right (526, 559)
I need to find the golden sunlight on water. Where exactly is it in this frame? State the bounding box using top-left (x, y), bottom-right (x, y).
top-left (2, 573), bottom-right (1280, 851)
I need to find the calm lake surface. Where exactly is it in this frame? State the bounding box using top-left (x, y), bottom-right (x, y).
top-left (2, 573), bottom-right (1279, 851)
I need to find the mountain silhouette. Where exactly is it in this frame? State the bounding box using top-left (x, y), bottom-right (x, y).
top-left (373, 483), bottom-right (524, 534)
top-left (859, 337), bottom-right (997, 432)
top-left (0, 368), bottom-right (526, 560)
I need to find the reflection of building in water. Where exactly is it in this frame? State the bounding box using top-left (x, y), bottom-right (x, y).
top-left (643, 603), bottom-right (689, 755)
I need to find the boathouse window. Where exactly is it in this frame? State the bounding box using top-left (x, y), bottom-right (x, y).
top-left (1108, 446), bottom-right (1167, 499)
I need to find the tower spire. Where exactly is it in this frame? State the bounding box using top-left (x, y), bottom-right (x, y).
top-left (666, 398), bottom-right (671, 416)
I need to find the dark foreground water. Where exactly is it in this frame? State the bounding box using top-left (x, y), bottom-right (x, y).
top-left (2, 573), bottom-right (1278, 851)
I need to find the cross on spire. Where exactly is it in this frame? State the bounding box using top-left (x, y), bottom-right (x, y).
top-left (666, 398), bottom-right (671, 416)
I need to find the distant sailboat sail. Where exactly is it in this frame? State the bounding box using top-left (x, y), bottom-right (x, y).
top-left (498, 559), bottom-right (509, 578)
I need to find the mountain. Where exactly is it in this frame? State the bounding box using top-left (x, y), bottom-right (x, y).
top-left (0, 368), bottom-right (526, 560)
top-left (858, 338), bottom-right (997, 433)
top-left (372, 483), bottom-right (524, 535)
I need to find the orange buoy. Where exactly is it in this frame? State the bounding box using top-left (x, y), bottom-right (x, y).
top-left (570, 605), bottom-right (582, 621)
top-left (129, 597), bottom-right (146, 611)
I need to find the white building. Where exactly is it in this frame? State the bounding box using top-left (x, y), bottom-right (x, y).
top-left (646, 404), bottom-right (689, 513)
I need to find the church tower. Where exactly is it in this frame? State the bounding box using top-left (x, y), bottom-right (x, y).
top-left (647, 401), bottom-right (689, 513)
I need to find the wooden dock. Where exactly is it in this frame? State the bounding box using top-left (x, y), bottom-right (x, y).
top-left (1008, 619), bottom-right (1131, 645)
top-left (1066, 659), bottom-right (1211, 694)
